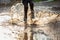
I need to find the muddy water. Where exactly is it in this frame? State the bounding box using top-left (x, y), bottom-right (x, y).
top-left (0, 6), bottom-right (24, 40)
top-left (0, 3), bottom-right (60, 40)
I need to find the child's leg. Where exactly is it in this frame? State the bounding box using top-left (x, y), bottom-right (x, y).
top-left (23, 2), bottom-right (28, 40)
top-left (24, 3), bottom-right (28, 21)
top-left (29, 1), bottom-right (34, 18)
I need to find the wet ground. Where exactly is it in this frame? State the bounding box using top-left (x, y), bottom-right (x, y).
top-left (0, 6), bottom-right (24, 40)
top-left (0, 2), bottom-right (60, 40)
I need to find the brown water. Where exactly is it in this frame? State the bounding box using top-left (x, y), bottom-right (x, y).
top-left (0, 3), bottom-right (60, 40)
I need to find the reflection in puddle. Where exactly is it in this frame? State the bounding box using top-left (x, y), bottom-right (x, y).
top-left (33, 30), bottom-right (51, 40)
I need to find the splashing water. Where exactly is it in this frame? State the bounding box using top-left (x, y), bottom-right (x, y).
top-left (0, 2), bottom-right (60, 40)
